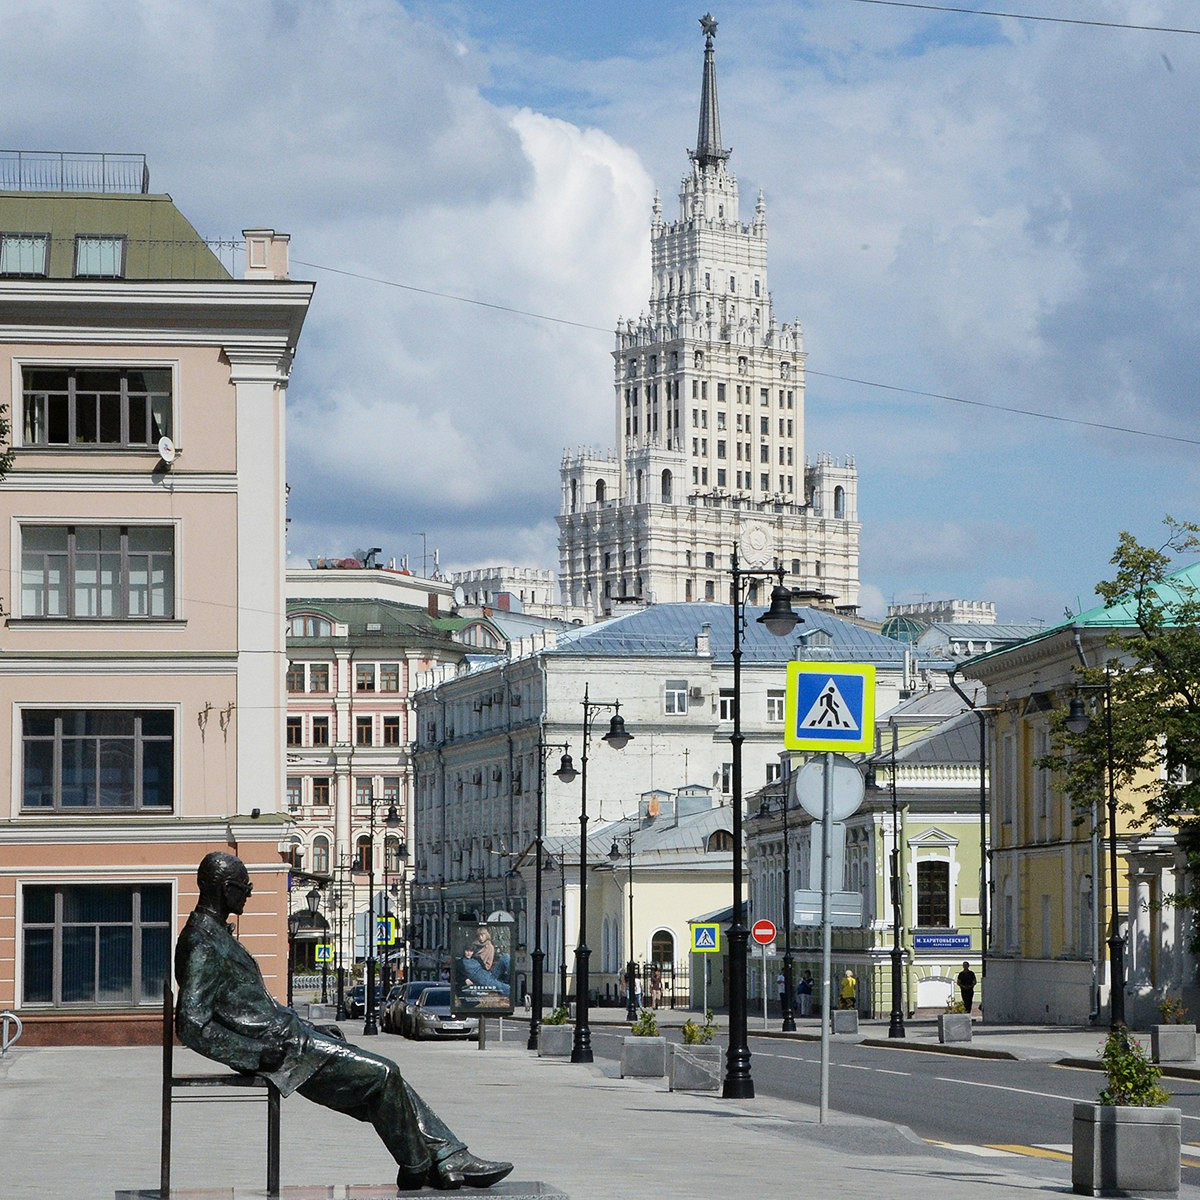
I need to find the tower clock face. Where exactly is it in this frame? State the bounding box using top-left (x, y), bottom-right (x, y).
top-left (740, 524), bottom-right (773, 567)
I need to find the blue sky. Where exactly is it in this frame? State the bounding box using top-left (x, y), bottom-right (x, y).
top-left (5, 1), bottom-right (1200, 622)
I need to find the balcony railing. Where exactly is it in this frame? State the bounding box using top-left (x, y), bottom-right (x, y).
top-left (0, 151), bottom-right (150, 194)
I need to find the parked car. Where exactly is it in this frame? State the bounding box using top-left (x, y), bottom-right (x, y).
top-left (346, 984), bottom-right (366, 1018)
top-left (392, 980), bottom-right (435, 1037)
top-left (408, 987), bottom-right (478, 1040)
top-left (379, 984), bottom-right (408, 1033)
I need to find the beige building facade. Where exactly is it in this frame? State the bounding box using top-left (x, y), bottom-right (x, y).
top-left (0, 156), bottom-right (311, 1043)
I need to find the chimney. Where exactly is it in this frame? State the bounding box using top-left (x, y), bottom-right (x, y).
top-left (243, 229), bottom-right (291, 279)
top-left (696, 622), bottom-right (711, 656)
top-left (427, 593), bottom-right (440, 618)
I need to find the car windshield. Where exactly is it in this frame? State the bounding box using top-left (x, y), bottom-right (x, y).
top-left (420, 988), bottom-right (452, 1013)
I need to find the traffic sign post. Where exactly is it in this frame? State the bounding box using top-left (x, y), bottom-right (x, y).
top-left (691, 923), bottom-right (721, 1015)
top-left (751, 921), bottom-right (776, 1029)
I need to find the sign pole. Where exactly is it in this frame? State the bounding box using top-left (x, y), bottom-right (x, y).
top-left (762, 943), bottom-right (769, 1029)
top-left (820, 750), bottom-right (834, 1124)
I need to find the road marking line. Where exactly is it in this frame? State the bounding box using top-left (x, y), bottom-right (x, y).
top-left (988, 1144), bottom-right (1072, 1162)
top-left (934, 1076), bottom-right (1076, 1103)
top-left (926, 1141), bottom-right (1014, 1158)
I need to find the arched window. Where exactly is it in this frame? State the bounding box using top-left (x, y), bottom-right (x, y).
top-left (661, 469), bottom-right (672, 503)
top-left (706, 830), bottom-right (733, 852)
top-left (635, 470), bottom-right (643, 503)
top-left (356, 836), bottom-right (371, 872)
top-left (385, 835), bottom-right (406, 874)
top-left (834, 486), bottom-right (846, 519)
top-left (311, 835), bottom-right (330, 875)
top-left (595, 479), bottom-right (606, 504)
top-left (288, 612), bottom-right (332, 638)
top-left (651, 930), bottom-right (675, 964)
top-left (570, 479), bottom-right (578, 513)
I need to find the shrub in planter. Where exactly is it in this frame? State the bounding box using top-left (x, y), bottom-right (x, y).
top-left (537, 1007), bottom-right (574, 1057)
top-left (670, 1018), bottom-right (722, 1093)
top-left (681, 1009), bottom-right (717, 1045)
top-left (1071, 1028), bottom-right (1180, 1197)
top-left (621, 1008), bottom-right (667, 1077)
top-left (1152, 995), bottom-right (1197, 1065)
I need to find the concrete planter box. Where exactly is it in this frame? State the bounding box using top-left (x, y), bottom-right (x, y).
top-left (537, 1024), bottom-right (574, 1057)
top-left (831, 1009), bottom-right (858, 1034)
top-left (620, 1036), bottom-right (667, 1078)
top-left (938, 1013), bottom-right (973, 1044)
top-left (1151, 1025), bottom-right (1197, 1064)
top-left (669, 1043), bottom-right (722, 1092)
top-left (1072, 1102), bottom-right (1181, 1196)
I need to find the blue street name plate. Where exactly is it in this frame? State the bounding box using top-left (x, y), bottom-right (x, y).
top-left (913, 933), bottom-right (970, 950)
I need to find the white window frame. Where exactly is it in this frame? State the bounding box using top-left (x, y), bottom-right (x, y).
top-left (664, 679), bottom-right (689, 715)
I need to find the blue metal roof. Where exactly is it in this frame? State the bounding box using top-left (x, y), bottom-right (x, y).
top-left (551, 603), bottom-right (932, 666)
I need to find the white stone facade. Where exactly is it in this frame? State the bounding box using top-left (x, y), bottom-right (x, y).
top-left (558, 25), bottom-right (860, 616)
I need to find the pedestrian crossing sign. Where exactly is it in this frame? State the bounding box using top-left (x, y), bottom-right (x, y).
top-left (784, 661), bottom-right (875, 752)
top-left (691, 923), bottom-right (721, 953)
top-left (315, 943), bottom-right (333, 963)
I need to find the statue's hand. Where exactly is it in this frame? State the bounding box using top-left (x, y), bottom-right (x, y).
top-left (258, 1032), bottom-right (288, 1071)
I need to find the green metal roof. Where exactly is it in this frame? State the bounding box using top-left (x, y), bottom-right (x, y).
top-left (286, 597), bottom-right (461, 649)
top-left (0, 191), bottom-right (229, 280)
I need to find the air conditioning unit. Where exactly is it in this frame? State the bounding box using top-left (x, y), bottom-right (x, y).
top-left (689, 686), bottom-right (705, 699)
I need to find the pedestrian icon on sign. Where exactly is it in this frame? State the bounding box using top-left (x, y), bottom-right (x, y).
top-left (801, 679), bottom-right (859, 732)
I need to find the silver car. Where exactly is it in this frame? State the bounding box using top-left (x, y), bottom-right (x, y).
top-left (408, 986), bottom-right (479, 1040)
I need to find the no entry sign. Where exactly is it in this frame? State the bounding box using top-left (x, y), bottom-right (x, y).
top-left (751, 919), bottom-right (777, 945)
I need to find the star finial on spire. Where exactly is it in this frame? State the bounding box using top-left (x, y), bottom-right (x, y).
top-left (700, 13), bottom-right (718, 39)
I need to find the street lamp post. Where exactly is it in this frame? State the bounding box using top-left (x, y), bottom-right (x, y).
top-left (352, 798), bottom-right (402, 1036)
top-left (757, 791), bottom-right (795, 1032)
top-left (609, 831), bottom-right (638, 1021)
top-left (725, 550), bottom-right (800, 1099)
top-left (1065, 673), bottom-right (1124, 1028)
top-left (332, 869), bottom-right (347, 1021)
top-left (570, 683), bottom-right (632, 1064)
top-left (886, 721), bottom-right (906, 1039)
top-left (527, 739), bottom-right (576, 1049)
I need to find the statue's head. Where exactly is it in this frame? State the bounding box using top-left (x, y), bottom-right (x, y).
top-left (197, 851), bottom-right (253, 916)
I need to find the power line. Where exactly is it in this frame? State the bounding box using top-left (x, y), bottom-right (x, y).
top-left (292, 256), bottom-right (1197, 448)
top-left (846, 0), bottom-right (1200, 35)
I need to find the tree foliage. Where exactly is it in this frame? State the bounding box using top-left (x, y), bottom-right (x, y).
top-left (1044, 519), bottom-right (1200, 932)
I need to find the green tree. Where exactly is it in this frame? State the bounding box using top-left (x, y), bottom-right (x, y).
top-left (1045, 519), bottom-right (1200, 937)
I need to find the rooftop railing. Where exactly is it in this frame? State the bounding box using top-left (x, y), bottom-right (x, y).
top-left (0, 151), bottom-right (150, 194)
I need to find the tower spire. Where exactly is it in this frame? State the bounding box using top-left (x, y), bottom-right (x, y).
top-left (691, 13), bottom-right (730, 169)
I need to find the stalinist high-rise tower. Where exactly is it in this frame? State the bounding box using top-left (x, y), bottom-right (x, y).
top-left (557, 14), bottom-right (861, 614)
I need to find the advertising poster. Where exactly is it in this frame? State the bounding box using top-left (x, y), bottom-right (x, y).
top-left (450, 920), bottom-right (515, 1016)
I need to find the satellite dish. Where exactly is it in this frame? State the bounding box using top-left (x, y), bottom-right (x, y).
top-left (453, 585), bottom-right (466, 608)
top-left (157, 436), bottom-right (177, 465)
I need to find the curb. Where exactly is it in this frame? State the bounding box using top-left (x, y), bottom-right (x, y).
top-left (859, 1037), bottom-right (1018, 1061)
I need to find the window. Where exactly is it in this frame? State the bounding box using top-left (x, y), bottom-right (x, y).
top-left (356, 837), bottom-right (372, 872)
top-left (286, 777), bottom-right (302, 810)
top-left (766, 762), bottom-right (782, 784)
top-left (379, 662), bottom-right (400, 692)
top-left (719, 689), bottom-right (735, 721)
top-left (22, 709), bottom-right (173, 811)
top-left (766, 690), bottom-right (785, 722)
top-left (311, 717), bottom-right (330, 746)
top-left (355, 715), bottom-right (373, 746)
top-left (312, 835), bottom-right (330, 875)
top-left (381, 776), bottom-right (401, 803)
top-left (355, 777), bottom-right (374, 806)
top-left (665, 679), bottom-right (688, 715)
top-left (1, 232), bottom-right (49, 276)
top-left (21, 524), bottom-right (174, 619)
top-left (312, 777), bottom-right (331, 806)
top-left (74, 235), bottom-right (126, 277)
top-left (288, 613), bottom-right (332, 638)
top-left (309, 663), bottom-right (330, 692)
top-left (383, 715), bottom-right (401, 746)
top-left (286, 663), bottom-right (304, 692)
top-left (385, 835), bottom-right (406, 873)
top-left (356, 663), bottom-right (376, 692)
top-left (22, 366), bottom-right (170, 448)
top-left (707, 830), bottom-right (734, 852)
top-left (22, 883), bottom-right (170, 1007)
top-left (287, 716), bottom-right (302, 746)
top-left (720, 762), bottom-right (733, 794)
top-left (916, 861), bottom-right (950, 927)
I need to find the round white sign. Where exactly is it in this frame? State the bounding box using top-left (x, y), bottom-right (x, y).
top-left (792, 755), bottom-right (866, 821)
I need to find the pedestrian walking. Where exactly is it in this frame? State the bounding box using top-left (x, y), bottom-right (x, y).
top-left (956, 961), bottom-right (977, 1012)
top-left (649, 965), bottom-right (663, 1009)
top-left (838, 968), bottom-right (857, 1010)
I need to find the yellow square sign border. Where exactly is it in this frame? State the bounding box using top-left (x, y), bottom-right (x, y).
top-left (691, 923), bottom-right (721, 953)
top-left (784, 661), bottom-right (876, 753)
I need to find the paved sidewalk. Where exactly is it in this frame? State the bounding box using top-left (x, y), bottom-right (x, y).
top-left (3, 1016), bottom-right (1188, 1200)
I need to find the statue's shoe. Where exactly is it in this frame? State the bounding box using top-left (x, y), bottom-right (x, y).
top-left (432, 1151), bottom-right (514, 1190)
top-left (397, 1164), bottom-right (431, 1190)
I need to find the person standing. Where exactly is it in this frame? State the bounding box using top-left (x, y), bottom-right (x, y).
top-left (796, 970), bottom-right (814, 1017)
top-left (956, 961), bottom-right (977, 1012)
top-left (839, 968), bottom-right (857, 1010)
top-left (776, 970), bottom-right (788, 1017)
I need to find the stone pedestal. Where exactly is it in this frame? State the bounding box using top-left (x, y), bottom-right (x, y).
top-left (1071, 1102), bottom-right (1181, 1196)
top-left (620, 1036), bottom-right (667, 1077)
top-left (938, 1013), bottom-right (973, 1044)
top-left (1151, 1024), bottom-right (1197, 1064)
top-left (537, 1025), bottom-right (574, 1057)
top-left (831, 1009), bottom-right (858, 1034)
top-left (669, 1043), bottom-right (721, 1091)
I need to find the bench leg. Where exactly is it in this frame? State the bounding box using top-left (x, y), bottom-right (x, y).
top-left (267, 1087), bottom-right (281, 1195)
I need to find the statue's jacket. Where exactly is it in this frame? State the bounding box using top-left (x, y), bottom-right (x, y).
top-left (175, 908), bottom-right (335, 1096)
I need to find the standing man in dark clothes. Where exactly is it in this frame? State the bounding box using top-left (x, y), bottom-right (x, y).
top-left (956, 961), bottom-right (977, 1013)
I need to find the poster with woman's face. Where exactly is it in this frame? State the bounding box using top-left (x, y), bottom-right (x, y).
top-left (450, 920), bottom-right (515, 1015)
